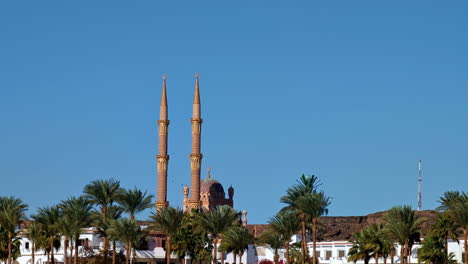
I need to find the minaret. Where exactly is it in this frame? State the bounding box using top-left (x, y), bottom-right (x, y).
top-left (155, 75), bottom-right (170, 209)
top-left (188, 73), bottom-right (203, 210)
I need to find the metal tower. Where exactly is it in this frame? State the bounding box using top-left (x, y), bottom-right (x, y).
top-left (418, 160), bottom-right (422, 211)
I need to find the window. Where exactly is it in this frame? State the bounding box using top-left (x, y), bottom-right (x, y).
top-left (315, 251), bottom-right (321, 258)
top-left (25, 242), bottom-right (30, 250)
top-left (338, 250), bottom-right (345, 259)
top-left (325, 251), bottom-right (332, 260)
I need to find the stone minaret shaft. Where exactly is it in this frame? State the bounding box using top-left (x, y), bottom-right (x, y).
top-left (156, 75), bottom-right (170, 209)
top-left (189, 74), bottom-right (203, 209)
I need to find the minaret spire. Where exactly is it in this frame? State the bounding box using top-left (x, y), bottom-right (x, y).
top-left (188, 73), bottom-right (203, 211)
top-left (156, 75), bottom-right (170, 209)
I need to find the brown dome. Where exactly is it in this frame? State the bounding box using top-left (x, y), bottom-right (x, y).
top-left (201, 178), bottom-right (225, 194)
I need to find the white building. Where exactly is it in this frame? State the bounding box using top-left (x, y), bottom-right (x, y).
top-left (5, 230), bottom-right (466, 264)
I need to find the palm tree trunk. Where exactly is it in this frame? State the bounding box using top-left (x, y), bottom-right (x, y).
top-left (383, 254), bottom-right (387, 264)
top-left (103, 206), bottom-right (109, 264)
top-left (464, 229), bottom-right (467, 264)
top-left (285, 242), bottom-right (290, 264)
top-left (112, 241), bottom-right (116, 264)
top-left (8, 231), bottom-right (12, 264)
top-left (375, 253), bottom-right (378, 264)
top-left (69, 243), bottom-right (73, 264)
top-left (390, 247), bottom-right (394, 264)
top-left (239, 253), bottom-right (243, 264)
top-left (64, 237), bottom-right (69, 264)
top-left (301, 213), bottom-right (307, 264)
top-left (51, 236), bottom-right (55, 264)
top-left (400, 245), bottom-right (405, 264)
top-left (32, 242), bottom-right (36, 264)
top-left (233, 252), bottom-right (237, 264)
top-left (213, 239), bottom-right (218, 264)
top-left (274, 249), bottom-right (279, 264)
top-left (74, 238), bottom-right (79, 264)
top-left (312, 218), bottom-right (317, 264)
top-left (125, 244), bottom-right (130, 264)
top-left (220, 251), bottom-right (225, 264)
top-left (166, 236), bottom-right (171, 264)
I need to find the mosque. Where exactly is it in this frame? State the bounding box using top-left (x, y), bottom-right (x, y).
top-left (154, 74), bottom-right (234, 213)
top-left (7, 75), bottom-right (467, 264)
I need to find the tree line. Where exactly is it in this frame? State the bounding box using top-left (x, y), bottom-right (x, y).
top-left (1, 176), bottom-right (467, 264)
top-left (0, 178), bottom-right (253, 264)
top-left (345, 191), bottom-right (468, 264)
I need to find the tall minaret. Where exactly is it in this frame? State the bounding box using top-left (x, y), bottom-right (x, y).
top-left (155, 75), bottom-right (170, 209)
top-left (188, 73), bottom-right (203, 210)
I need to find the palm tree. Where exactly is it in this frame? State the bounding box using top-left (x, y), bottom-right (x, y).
top-left (92, 205), bottom-right (123, 264)
top-left (450, 199), bottom-right (468, 264)
top-left (117, 187), bottom-right (153, 221)
top-left (83, 178), bottom-right (122, 260)
top-left (363, 224), bottom-right (394, 264)
top-left (170, 212), bottom-right (213, 264)
top-left (0, 228), bottom-right (22, 264)
top-left (348, 229), bottom-right (373, 264)
top-left (267, 211), bottom-right (300, 264)
top-left (384, 206), bottom-right (424, 264)
top-left (295, 191), bottom-right (331, 264)
top-left (149, 206), bottom-right (185, 264)
top-left (431, 213), bottom-right (460, 257)
top-left (32, 205), bottom-right (62, 264)
top-left (257, 231), bottom-right (285, 264)
top-left (436, 191), bottom-right (467, 212)
top-left (280, 174), bottom-right (320, 264)
top-left (24, 222), bottom-right (45, 264)
top-left (220, 226), bottom-right (253, 264)
top-left (57, 215), bottom-right (73, 264)
top-left (418, 232), bottom-right (450, 264)
top-left (107, 219), bottom-right (146, 264)
top-left (436, 191), bottom-right (468, 264)
top-left (60, 196), bottom-right (94, 264)
top-left (0, 196), bottom-right (28, 264)
top-left (198, 205), bottom-right (241, 264)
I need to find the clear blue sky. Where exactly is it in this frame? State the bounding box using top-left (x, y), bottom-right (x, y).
top-left (1, 1), bottom-right (467, 223)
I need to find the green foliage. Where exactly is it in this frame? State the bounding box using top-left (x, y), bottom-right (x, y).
top-left (149, 206), bottom-right (184, 237)
top-left (0, 196), bottom-right (28, 263)
top-left (384, 205), bottom-right (424, 246)
top-left (280, 174), bottom-right (320, 213)
top-left (83, 179), bottom-right (123, 208)
top-left (418, 232), bottom-right (457, 264)
top-left (0, 228), bottom-right (22, 261)
top-left (197, 205), bottom-right (241, 239)
top-left (295, 191), bottom-right (331, 221)
top-left (348, 227), bottom-right (373, 264)
top-left (170, 212), bottom-right (212, 262)
top-left (267, 211), bottom-right (300, 246)
top-left (117, 187), bottom-right (154, 220)
top-left (220, 226), bottom-right (253, 258)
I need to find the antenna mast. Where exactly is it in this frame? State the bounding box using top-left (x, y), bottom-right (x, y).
top-left (418, 160), bottom-right (422, 211)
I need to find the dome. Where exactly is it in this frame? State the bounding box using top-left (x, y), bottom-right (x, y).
top-left (201, 177), bottom-right (225, 194)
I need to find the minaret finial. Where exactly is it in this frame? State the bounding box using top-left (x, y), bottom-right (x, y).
top-left (193, 73), bottom-right (200, 105)
top-left (160, 75), bottom-right (168, 107)
top-left (207, 168), bottom-right (211, 178)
